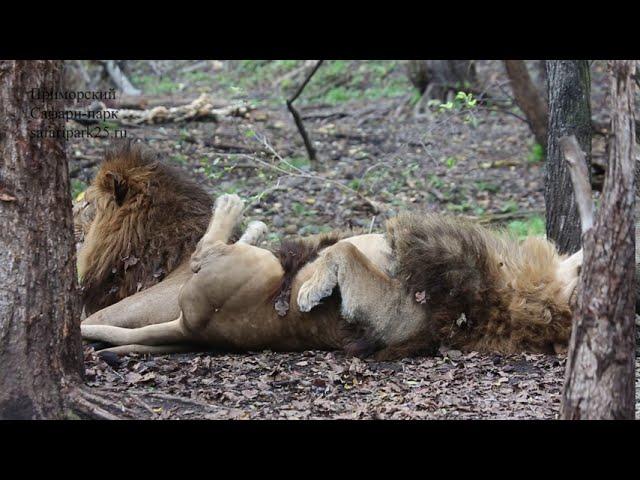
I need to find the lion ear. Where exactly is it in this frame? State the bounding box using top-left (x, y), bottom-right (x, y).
top-left (105, 171), bottom-right (128, 206)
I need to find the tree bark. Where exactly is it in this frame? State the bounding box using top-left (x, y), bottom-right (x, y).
top-left (406, 60), bottom-right (477, 101)
top-left (0, 60), bottom-right (84, 419)
top-left (504, 60), bottom-right (548, 150)
top-left (561, 60), bottom-right (636, 420)
top-left (544, 60), bottom-right (592, 254)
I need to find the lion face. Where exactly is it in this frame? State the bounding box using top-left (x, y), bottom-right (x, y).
top-left (75, 141), bottom-right (213, 314)
top-left (73, 186), bottom-right (97, 245)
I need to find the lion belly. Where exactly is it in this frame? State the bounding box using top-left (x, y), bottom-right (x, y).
top-left (179, 241), bottom-right (346, 352)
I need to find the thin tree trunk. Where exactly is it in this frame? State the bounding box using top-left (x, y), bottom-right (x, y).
top-left (504, 60), bottom-right (548, 150)
top-left (544, 60), bottom-right (592, 254)
top-left (102, 60), bottom-right (141, 96)
top-left (0, 60), bottom-right (84, 419)
top-left (561, 60), bottom-right (636, 420)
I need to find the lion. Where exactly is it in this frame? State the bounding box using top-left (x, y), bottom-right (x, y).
top-left (81, 192), bottom-right (582, 359)
top-left (75, 141), bottom-right (213, 316)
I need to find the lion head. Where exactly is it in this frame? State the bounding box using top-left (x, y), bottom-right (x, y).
top-left (76, 140), bottom-right (213, 315)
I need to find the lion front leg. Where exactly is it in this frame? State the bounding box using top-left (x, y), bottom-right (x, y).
top-left (297, 241), bottom-right (430, 357)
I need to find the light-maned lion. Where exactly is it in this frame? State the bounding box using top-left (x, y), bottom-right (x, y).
top-left (75, 141), bottom-right (213, 316)
top-left (81, 192), bottom-right (582, 359)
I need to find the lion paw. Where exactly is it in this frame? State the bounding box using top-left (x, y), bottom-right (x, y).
top-left (214, 193), bottom-right (244, 220)
top-left (297, 276), bottom-right (337, 313)
top-left (210, 194), bottom-right (245, 241)
top-left (238, 220), bottom-right (268, 245)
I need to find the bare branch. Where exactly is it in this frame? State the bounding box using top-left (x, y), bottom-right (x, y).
top-left (559, 135), bottom-right (594, 234)
top-left (286, 60), bottom-right (324, 167)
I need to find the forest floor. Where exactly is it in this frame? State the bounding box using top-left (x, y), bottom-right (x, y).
top-left (68, 60), bottom-right (639, 419)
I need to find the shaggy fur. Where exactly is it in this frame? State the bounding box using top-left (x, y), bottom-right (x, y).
top-left (386, 213), bottom-right (573, 354)
top-left (77, 141), bottom-right (213, 315)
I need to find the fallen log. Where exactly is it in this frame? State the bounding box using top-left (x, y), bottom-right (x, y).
top-left (68, 94), bottom-right (254, 126)
top-left (113, 93), bottom-right (232, 110)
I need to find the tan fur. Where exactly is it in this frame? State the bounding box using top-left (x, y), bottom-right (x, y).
top-left (73, 197), bottom-right (96, 244)
top-left (81, 196), bottom-right (580, 360)
top-left (75, 141), bottom-right (213, 315)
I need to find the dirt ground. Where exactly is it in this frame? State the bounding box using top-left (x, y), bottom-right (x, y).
top-left (68, 60), bottom-right (639, 419)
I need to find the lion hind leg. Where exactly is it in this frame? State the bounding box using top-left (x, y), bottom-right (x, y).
top-left (238, 220), bottom-right (268, 246)
top-left (95, 344), bottom-right (202, 355)
top-left (81, 267), bottom-right (187, 328)
top-left (81, 317), bottom-right (187, 347)
top-left (200, 194), bottom-right (245, 247)
top-left (191, 194), bottom-right (246, 272)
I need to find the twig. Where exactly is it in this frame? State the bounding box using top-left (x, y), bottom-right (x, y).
top-left (471, 209), bottom-right (545, 225)
top-left (476, 105), bottom-right (529, 124)
top-left (286, 60), bottom-right (324, 168)
top-left (273, 60), bottom-right (318, 88)
top-left (140, 391), bottom-right (219, 410)
top-left (236, 133), bottom-right (384, 214)
top-left (559, 135), bottom-right (594, 234)
top-left (181, 60), bottom-right (209, 74)
top-left (243, 178), bottom-right (288, 213)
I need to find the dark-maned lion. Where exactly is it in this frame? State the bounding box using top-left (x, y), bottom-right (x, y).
top-left (75, 141), bottom-right (213, 316)
top-left (81, 192), bottom-right (582, 359)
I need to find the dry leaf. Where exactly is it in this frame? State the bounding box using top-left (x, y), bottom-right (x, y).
top-left (0, 191), bottom-right (16, 202)
top-left (415, 290), bottom-right (427, 304)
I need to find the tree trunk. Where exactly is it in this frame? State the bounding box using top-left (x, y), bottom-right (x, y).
top-left (0, 60), bottom-right (84, 419)
top-left (561, 60), bottom-right (636, 420)
top-left (406, 60), bottom-right (477, 101)
top-left (102, 60), bottom-right (141, 96)
top-left (636, 197), bottom-right (640, 314)
top-left (544, 60), bottom-right (592, 254)
top-left (504, 60), bottom-right (548, 150)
